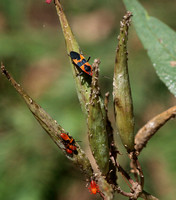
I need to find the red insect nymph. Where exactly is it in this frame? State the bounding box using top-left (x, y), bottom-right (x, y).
top-left (66, 148), bottom-right (73, 154)
top-left (60, 133), bottom-right (74, 143)
top-left (88, 180), bottom-right (99, 194)
top-left (60, 133), bottom-right (71, 142)
top-left (60, 133), bottom-right (77, 154)
top-left (67, 144), bottom-right (77, 151)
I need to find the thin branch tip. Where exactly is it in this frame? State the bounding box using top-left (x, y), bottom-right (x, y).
top-left (1, 63), bottom-right (11, 80)
top-left (54, 0), bottom-right (60, 5)
top-left (92, 58), bottom-right (101, 70)
top-left (1, 62), bottom-right (5, 71)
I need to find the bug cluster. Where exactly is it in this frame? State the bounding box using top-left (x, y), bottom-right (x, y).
top-left (60, 133), bottom-right (77, 155)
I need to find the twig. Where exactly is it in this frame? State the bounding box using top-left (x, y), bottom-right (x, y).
top-left (117, 163), bottom-right (134, 186)
top-left (99, 191), bottom-right (106, 200)
top-left (129, 151), bottom-right (144, 193)
top-left (110, 157), bottom-right (133, 197)
top-left (115, 186), bottom-right (134, 198)
top-left (104, 92), bottom-right (118, 185)
top-left (140, 190), bottom-right (159, 200)
top-left (104, 92), bottom-right (110, 111)
top-left (135, 106), bottom-right (176, 154)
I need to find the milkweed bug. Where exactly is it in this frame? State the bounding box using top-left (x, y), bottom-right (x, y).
top-left (88, 180), bottom-right (99, 194)
top-left (70, 51), bottom-right (93, 76)
top-left (60, 133), bottom-right (74, 144)
top-left (65, 144), bottom-right (77, 154)
top-left (60, 133), bottom-right (77, 155)
top-left (66, 148), bottom-right (73, 154)
top-left (66, 144), bottom-right (77, 151)
top-left (65, 144), bottom-right (77, 155)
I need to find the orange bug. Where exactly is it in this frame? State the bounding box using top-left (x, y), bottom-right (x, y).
top-left (70, 51), bottom-right (93, 76)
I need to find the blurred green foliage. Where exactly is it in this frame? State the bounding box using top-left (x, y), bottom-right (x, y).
top-left (0, 0), bottom-right (175, 200)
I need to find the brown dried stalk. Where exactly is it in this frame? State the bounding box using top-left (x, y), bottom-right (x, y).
top-left (135, 106), bottom-right (176, 154)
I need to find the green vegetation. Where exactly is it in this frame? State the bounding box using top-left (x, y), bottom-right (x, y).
top-left (0, 0), bottom-right (176, 199)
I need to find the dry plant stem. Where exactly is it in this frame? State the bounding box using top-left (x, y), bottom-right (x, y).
top-left (137, 159), bottom-right (144, 189)
top-left (104, 92), bottom-right (110, 110)
top-left (118, 164), bottom-right (134, 186)
top-left (130, 158), bottom-right (139, 183)
top-left (1, 63), bottom-right (93, 180)
top-left (113, 152), bottom-right (144, 199)
top-left (104, 91), bottom-right (118, 185)
top-left (129, 151), bottom-right (144, 191)
top-left (99, 192), bottom-right (105, 200)
top-left (135, 105), bottom-right (176, 154)
top-left (116, 187), bottom-right (134, 198)
top-left (113, 11), bottom-right (134, 152)
top-left (115, 186), bottom-right (158, 200)
top-left (115, 161), bottom-right (142, 199)
top-left (111, 153), bottom-right (134, 186)
top-left (111, 155), bottom-right (138, 198)
top-left (140, 190), bottom-right (159, 200)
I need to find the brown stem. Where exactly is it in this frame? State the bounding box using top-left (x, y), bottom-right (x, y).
top-left (129, 151), bottom-right (144, 191)
top-left (135, 106), bottom-right (176, 154)
top-left (115, 187), bottom-right (134, 198)
top-left (116, 162), bottom-right (143, 199)
top-left (104, 92), bottom-right (110, 111)
top-left (117, 164), bottom-right (134, 186)
top-left (99, 191), bottom-right (106, 200)
top-left (136, 159), bottom-right (144, 190)
top-left (140, 190), bottom-right (159, 200)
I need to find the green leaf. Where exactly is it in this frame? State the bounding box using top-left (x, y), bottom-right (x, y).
top-left (123, 0), bottom-right (176, 96)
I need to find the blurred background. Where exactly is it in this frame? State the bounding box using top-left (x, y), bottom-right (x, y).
top-left (0, 0), bottom-right (176, 199)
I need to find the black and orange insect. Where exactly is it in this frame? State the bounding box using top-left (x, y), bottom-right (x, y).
top-left (60, 132), bottom-right (74, 143)
top-left (60, 133), bottom-right (77, 154)
top-left (88, 180), bottom-right (99, 194)
top-left (70, 51), bottom-right (93, 76)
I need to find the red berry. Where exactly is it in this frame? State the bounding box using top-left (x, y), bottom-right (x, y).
top-left (45, 0), bottom-right (52, 4)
